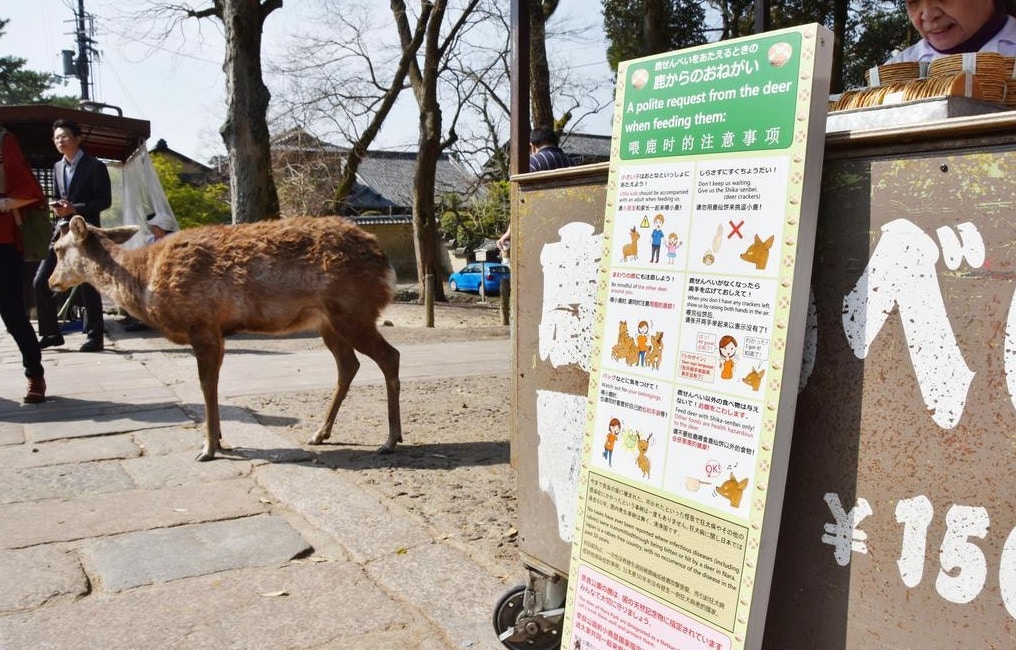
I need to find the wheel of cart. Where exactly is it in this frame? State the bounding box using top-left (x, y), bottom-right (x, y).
top-left (492, 556), bottom-right (567, 649)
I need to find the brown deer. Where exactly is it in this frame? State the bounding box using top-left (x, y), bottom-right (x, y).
top-left (644, 331), bottom-right (664, 370)
top-left (742, 366), bottom-right (765, 392)
top-left (621, 226), bottom-right (640, 262)
top-left (49, 215), bottom-right (402, 462)
top-left (636, 432), bottom-right (652, 479)
top-left (739, 233), bottom-right (775, 270)
top-left (611, 320), bottom-right (639, 366)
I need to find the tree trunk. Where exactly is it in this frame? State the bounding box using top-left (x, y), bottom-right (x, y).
top-left (830, 0), bottom-right (848, 93)
top-left (529, 1), bottom-right (556, 130)
top-left (219, 0), bottom-right (281, 223)
top-left (643, 0), bottom-right (668, 56)
top-left (413, 112), bottom-right (444, 309)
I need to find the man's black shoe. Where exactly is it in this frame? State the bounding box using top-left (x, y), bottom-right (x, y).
top-left (38, 335), bottom-right (65, 349)
top-left (79, 339), bottom-right (104, 353)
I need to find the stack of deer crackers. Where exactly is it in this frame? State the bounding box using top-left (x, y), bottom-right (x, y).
top-left (829, 52), bottom-right (1016, 113)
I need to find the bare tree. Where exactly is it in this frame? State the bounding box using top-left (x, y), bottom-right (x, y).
top-left (529, 0), bottom-right (559, 131)
top-left (119, 1), bottom-right (282, 223)
top-left (270, 1), bottom-right (434, 214)
top-left (390, 0), bottom-right (482, 316)
top-left (447, 2), bottom-right (611, 180)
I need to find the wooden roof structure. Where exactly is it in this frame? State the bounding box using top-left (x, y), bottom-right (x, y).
top-left (0, 104), bottom-right (150, 168)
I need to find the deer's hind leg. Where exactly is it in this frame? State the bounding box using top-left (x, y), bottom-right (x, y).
top-left (329, 316), bottom-right (401, 454)
top-left (191, 331), bottom-right (226, 462)
top-left (309, 325), bottom-right (360, 446)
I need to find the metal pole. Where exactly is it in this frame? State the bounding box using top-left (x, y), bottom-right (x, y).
top-left (479, 260), bottom-right (486, 302)
top-left (76, 0), bottom-right (91, 100)
top-left (424, 274), bottom-right (435, 328)
top-left (510, 0), bottom-right (531, 175)
top-left (754, 0), bottom-right (770, 34)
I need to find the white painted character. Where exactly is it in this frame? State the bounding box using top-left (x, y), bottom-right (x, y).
top-left (539, 222), bottom-right (603, 372)
top-left (821, 492), bottom-right (872, 567)
top-left (842, 219), bottom-right (981, 429)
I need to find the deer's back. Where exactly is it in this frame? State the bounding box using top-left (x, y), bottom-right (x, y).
top-left (142, 217), bottom-right (393, 333)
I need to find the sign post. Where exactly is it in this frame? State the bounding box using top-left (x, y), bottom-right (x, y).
top-left (560, 25), bottom-right (832, 649)
top-left (476, 248), bottom-right (488, 301)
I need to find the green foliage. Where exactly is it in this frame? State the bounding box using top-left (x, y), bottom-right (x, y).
top-left (151, 155), bottom-right (231, 229)
top-left (438, 182), bottom-right (509, 252)
top-left (602, 2), bottom-right (918, 91)
top-left (842, 1), bottom-right (912, 89)
top-left (602, 0), bottom-right (707, 69)
top-left (0, 18), bottom-right (79, 105)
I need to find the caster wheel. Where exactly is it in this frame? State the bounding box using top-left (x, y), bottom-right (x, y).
top-left (492, 584), bottom-right (561, 649)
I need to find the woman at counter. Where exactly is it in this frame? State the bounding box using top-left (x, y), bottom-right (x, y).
top-left (888, 0), bottom-right (1016, 62)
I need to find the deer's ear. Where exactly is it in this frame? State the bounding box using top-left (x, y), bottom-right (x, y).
top-left (103, 225), bottom-right (140, 245)
top-left (69, 215), bottom-right (89, 242)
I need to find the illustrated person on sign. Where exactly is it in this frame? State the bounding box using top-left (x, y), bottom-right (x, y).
top-left (650, 213), bottom-right (665, 263)
top-left (603, 418), bottom-right (620, 466)
top-left (719, 334), bottom-right (738, 380)
top-left (665, 232), bottom-right (682, 264)
top-left (886, 0), bottom-right (1016, 63)
top-left (636, 320), bottom-right (650, 367)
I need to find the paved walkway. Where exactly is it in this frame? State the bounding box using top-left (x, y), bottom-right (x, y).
top-left (0, 321), bottom-right (513, 649)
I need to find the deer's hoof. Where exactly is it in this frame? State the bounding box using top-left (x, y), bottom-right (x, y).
top-left (196, 450), bottom-right (216, 462)
top-left (309, 428), bottom-right (330, 445)
top-left (376, 444), bottom-right (397, 455)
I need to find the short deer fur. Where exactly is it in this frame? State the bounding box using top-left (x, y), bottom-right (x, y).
top-left (50, 215), bottom-right (402, 461)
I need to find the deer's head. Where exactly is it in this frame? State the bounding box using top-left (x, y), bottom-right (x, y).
top-left (740, 234), bottom-right (774, 270)
top-left (50, 216), bottom-right (139, 292)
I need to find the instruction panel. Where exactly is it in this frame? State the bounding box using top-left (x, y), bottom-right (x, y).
top-left (561, 25), bottom-right (832, 649)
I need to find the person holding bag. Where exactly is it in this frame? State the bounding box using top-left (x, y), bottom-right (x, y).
top-left (0, 126), bottom-right (47, 403)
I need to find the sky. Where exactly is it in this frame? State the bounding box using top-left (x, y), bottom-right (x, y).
top-left (4, 1), bottom-right (616, 165)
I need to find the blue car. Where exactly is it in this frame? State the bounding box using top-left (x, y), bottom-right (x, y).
top-left (448, 263), bottom-right (510, 294)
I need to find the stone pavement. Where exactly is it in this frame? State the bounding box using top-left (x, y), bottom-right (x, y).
top-left (0, 321), bottom-right (514, 649)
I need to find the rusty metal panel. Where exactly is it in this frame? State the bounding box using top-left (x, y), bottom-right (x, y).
top-left (763, 145), bottom-right (1016, 647)
top-left (512, 166), bottom-right (609, 575)
top-left (511, 132), bottom-right (1016, 644)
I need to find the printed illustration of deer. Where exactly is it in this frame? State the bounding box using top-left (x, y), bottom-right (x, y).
top-left (644, 331), bottom-right (664, 370)
top-left (621, 226), bottom-right (640, 262)
top-left (50, 216), bottom-right (402, 461)
top-left (636, 432), bottom-right (652, 479)
top-left (611, 320), bottom-right (639, 366)
top-left (717, 473), bottom-right (749, 508)
top-left (742, 366), bottom-right (765, 391)
top-left (740, 233), bottom-right (775, 270)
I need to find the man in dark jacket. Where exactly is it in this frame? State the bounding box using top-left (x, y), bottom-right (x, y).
top-left (34, 118), bottom-right (112, 352)
top-left (527, 125), bottom-right (574, 172)
top-left (497, 126), bottom-right (575, 252)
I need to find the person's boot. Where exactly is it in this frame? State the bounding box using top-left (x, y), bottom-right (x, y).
top-left (24, 375), bottom-right (46, 404)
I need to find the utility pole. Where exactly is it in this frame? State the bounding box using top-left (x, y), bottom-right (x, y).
top-left (75, 0), bottom-right (91, 100)
top-left (61, 0), bottom-right (97, 101)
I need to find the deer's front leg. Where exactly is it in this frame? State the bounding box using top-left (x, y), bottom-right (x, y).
top-left (311, 327), bottom-right (359, 445)
top-left (191, 334), bottom-right (226, 461)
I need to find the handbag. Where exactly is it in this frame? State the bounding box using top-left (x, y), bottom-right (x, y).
top-left (13, 205), bottom-right (53, 262)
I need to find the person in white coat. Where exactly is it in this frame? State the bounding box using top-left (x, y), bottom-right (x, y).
top-left (887, 0), bottom-right (1016, 63)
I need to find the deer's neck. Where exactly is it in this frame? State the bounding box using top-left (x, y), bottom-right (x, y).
top-left (87, 241), bottom-right (157, 319)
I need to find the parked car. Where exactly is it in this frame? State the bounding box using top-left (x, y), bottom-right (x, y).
top-left (448, 263), bottom-right (510, 294)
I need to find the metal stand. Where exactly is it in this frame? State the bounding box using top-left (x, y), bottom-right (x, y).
top-left (57, 285), bottom-right (81, 321)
